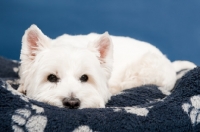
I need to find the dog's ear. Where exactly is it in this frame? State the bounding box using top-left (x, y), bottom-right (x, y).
top-left (21, 24), bottom-right (51, 60)
top-left (90, 32), bottom-right (113, 63)
top-left (89, 32), bottom-right (113, 78)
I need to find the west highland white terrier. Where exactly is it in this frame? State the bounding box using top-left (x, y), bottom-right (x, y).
top-left (17, 24), bottom-right (196, 109)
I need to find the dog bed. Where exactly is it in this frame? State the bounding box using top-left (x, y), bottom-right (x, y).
top-left (0, 56), bottom-right (200, 132)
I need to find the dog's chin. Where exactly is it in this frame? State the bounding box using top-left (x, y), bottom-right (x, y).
top-left (37, 99), bottom-right (64, 108)
top-left (36, 97), bottom-right (105, 109)
top-left (46, 102), bottom-right (105, 109)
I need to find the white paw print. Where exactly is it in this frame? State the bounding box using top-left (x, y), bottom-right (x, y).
top-left (12, 105), bottom-right (47, 132)
top-left (73, 125), bottom-right (94, 132)
top-left (182, 95), bottom-right (200, 126)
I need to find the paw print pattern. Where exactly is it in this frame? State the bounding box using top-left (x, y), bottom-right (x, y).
top-left (1, 81), bottom-right (47, 132)
top-left (182, 95), bottom-right (200, 126)
top-left (12, 105), bottom-right (47, 132)
top-left (113, 106), bottom-right (152, 116)
top-left (73, 125), bottom-right (93, 132)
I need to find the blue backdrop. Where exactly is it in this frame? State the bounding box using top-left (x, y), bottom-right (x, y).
top-left (0, 1), bottom-right (200, 65)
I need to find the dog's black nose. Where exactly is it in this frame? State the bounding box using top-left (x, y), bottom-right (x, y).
top-left (62, 98), bottom-right (80, 109)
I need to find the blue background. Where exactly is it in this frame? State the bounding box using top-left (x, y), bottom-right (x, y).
top-left (0, 1), bottom-right (200, 65)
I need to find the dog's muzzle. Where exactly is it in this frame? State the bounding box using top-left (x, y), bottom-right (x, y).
top-left (62, 97), bottom-right (80, 109)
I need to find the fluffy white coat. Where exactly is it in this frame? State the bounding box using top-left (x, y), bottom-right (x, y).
top-left (18, 24), bottom-right (189, 109)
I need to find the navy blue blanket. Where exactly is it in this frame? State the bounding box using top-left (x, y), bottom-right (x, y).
top-left (0, 56), bottom-right (200, 132)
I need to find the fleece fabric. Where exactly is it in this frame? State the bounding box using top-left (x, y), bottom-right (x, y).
top-left (0, 56), bottom-right (200, 132)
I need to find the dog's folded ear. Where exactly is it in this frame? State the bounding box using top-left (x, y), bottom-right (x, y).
top-left (21, 24), bottom-right (51, 60)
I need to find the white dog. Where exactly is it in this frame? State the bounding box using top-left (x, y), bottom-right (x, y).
top-left (17, 24), bottom-right (195, 109)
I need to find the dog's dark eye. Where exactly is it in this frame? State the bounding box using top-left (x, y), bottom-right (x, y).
top-left (80, 74), bottom-right (88, 82)
top-left (47, 74), bottom-right (59, 83)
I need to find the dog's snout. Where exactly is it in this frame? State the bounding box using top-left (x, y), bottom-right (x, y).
top-left (62, 98), bottom-right (80, 109)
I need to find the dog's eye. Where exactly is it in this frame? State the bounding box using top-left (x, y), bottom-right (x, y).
top-left (80, 74), bottom-right (88, 82)
top-left (47, 74), bottom-right (59, 83)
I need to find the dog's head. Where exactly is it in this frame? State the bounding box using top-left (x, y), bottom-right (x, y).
top-left (18, 25), bottom-right (113, 109)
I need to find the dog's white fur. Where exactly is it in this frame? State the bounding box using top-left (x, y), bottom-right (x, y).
top-left (18, 24), bottom-right (193, 109)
